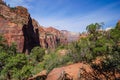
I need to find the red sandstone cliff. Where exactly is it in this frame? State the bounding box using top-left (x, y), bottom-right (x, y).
top-left (0, 0), bottom-right (67, 53)
top-left (38, 26), bottom-right (67, 48)
top-left (0, 6), bottom-right (40, 53)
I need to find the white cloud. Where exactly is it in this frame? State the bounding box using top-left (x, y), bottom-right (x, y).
top-left (34, 2), bottom-right (120, 32)
top-left (4, 0), bottom-right (120, 32)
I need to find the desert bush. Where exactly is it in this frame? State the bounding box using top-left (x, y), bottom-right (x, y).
top-left (30, 47), bottom-right (45, 62)
top-left (42, 51), bottom-right (73, 73)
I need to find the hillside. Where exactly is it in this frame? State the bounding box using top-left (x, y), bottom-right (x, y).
top-left (0, 0), bottom-right (120, 80)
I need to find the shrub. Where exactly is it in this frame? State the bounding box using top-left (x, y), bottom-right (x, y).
top-left (42, 52), bottom-right (73, 73)
top-left (30, 47), bottom-right (45, 62)
top-left (1, 54), bottom-right (33, 80)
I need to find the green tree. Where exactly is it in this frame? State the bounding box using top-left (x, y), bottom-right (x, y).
top-left (30, 47), bottom-right (45, 62)
top-left (1, 54), bottom-right (33, 80)
top-left (86, 23), bottom-right (103, 41)
top-left (7, 42), bottom-right (17, 55)
top-left (0, 52), bottom-right (9, 73)
top-left (86, 23), bottom-right (101, 34)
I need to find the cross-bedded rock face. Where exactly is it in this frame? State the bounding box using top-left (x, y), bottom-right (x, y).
top-left (0, 2), bottom-right (67, 53)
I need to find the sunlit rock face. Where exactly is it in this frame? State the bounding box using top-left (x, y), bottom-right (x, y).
top-left (0, 17), bottom-right (24, 52)
top-left (0, 3), bottom-right (40, 53)
top-left (0, 1), bottom-right (68, 53)
top-left (38, 26), bottom-right (68, 49)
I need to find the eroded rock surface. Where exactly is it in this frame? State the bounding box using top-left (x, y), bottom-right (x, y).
top-left (0, 0), bottom-right (67, 53)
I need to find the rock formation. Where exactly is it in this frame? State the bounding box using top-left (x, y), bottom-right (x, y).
top-left (0, 0), bottom-right (67, 53)
top-left (38, 27), bottom-right (68, 49)
top-left (0, 0), bottom-right (40, 53)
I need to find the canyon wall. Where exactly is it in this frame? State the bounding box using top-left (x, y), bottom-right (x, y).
top-left (0, 1), bottom-right (67, 53)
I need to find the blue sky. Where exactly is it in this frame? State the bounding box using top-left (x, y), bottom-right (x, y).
top-left (4, 0), bottom-right (120, 32)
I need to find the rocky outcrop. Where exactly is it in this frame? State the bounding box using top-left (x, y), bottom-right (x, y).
top-left (0, 0), bottom-right (40, 53)
top-left (46, 63), bottom-right (92, 80)
top-left (38, 26), bottom-right (67, 49)
top-left (0, 1), bottom-right (67, 53)
top-left (45, 62), bottom-right (120, 80)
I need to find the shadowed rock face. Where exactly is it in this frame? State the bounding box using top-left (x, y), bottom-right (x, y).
top-left (22, 15), bottom-right (40, 54)
top-left (0, 2), bottom-right (68, 53)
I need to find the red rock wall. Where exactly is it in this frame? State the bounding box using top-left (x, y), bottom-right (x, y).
top-left (0, 17), bottom-right (24, 52)
top-left (0, 3), bottom-right (68, 53)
